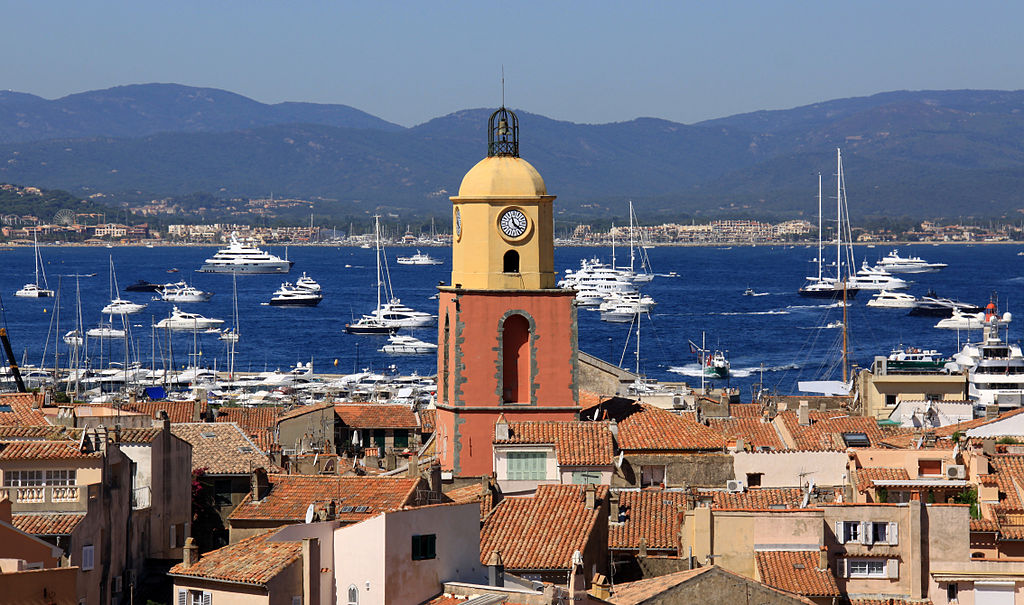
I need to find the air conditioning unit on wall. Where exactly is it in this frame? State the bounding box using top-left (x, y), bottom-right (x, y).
top-left (726, 479), bottom-right (746, 493)
top-left (946, 465), bottom-right (966, 480)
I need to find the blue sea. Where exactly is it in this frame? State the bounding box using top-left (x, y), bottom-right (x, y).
top-left (0, 243), bottom-right (1021, 401)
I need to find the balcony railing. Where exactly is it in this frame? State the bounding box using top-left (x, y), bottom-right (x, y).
top-left (2, 485), bottom-right (85, 509)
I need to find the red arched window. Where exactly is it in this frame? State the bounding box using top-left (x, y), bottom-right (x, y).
top-left (502, 314), bottom-right (530, 403)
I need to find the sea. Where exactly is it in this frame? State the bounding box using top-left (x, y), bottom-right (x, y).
top-left (0, 243), bottom-right (1021, 401)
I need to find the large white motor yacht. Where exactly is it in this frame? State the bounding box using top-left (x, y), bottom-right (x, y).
top-left (294, 273), bottom-right (321, 293)
top-left (848, 262), bottom-right (908, 291)
top-left (154, 307), bottom-right (225, 331)
top-left (875, 249), bottom-right (947, 273)
top-left (102, 298), bottom-right (147, 315)
top-left (269, 282), bottom-right (323, 307)
top-left (199, 233), bottom-right (293, 273)
top-left (945, 313), bottom-right (1024, 411)
top-left (158, 281), bottom-right (213, 303)
top-left (364, 299), bottom-right (436, 328)
top-left (866, 290), bottom-right (918, 309)
top-left (380, 335), bottom-right (438, 354)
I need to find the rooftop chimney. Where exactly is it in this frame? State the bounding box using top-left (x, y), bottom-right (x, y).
top-left (486, 550), bottom-right (504, 587)
top-left (986, 404), bottom-right (1000, 421)
top-left (798, 401), bottom-right (810, 426)
top-left (568, 550), bottom-right (586, 598)
top-left (494, 415), bottom-right (509, 441)
top-left (407, 453), bottom-right (420, 478)
top-left (182, 537), bottom-right (199, 568)
top-left (608, 418), bottom-right (618, 438)
top-left (584, 484), bottom-right (596, 510)
top-left (591, 574), bottom-right (611, 600)
top-left (251, 467), bottom-right (270, 501)
top-left (818, 545), bottom-right (828, 570)
top-left (610, 491), bottom-right (620, 522)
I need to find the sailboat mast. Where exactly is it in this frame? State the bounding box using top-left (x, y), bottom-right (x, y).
top-left (842, 281), bottom-right (849, 383)
top-left (33, 231), bottom-right (40, 287)
top-left (835, 148), bottom-right (843, 282)
top-left (629, 202), bottom-right (636, 273)
top-left (817, 173), bottom-right (823, 282)
top-left (611, 222), bottom-right (616, 269)
top-left (374, 215), bottom-right (383, 312)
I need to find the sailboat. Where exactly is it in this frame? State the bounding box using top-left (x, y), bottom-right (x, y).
top-left (345, 216), bottom-right (434, 335)
top-left (626, 201), bottom-right (654, 284)
top-left (101, 256), bottom-right (147, 315)
top-left (798, 150), bottom-right (861, 299)
top-left (220, 272), bottom-right (241, 344)
top-left (15, 232), bottom-right (54, 298)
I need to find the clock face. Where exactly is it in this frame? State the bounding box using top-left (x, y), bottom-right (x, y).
top-left (499, 208), bottom-right (529, 239)
top-left (454, 208), bottom-right (462, 240)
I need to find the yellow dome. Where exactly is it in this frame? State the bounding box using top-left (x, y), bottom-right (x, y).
top-left (457, 156), bottom-right (547, 198)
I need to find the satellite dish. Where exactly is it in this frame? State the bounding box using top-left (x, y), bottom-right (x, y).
top-left (304, 503), bottom-right (315, 524)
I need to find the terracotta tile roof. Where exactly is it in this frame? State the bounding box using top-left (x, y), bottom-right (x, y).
top-left (446, 483), bottom-right (496, 519)
top-left (971, 518), bottom-right (1000, 532)
top-left (0, 425), bottom-right (69, 440)
top-left (0, 393), bottom-right (48, 426)
top-left (122, 400), bottom-right (203, 423)
top-left (729, 403), bottom-right (771, 418)
top-left (276, 402), bottom-right (333, 422)
top-left (849, 600), bottom-right (933, 605)
top-left (228, 474), bottom-right (423, 523)
top-left (497, 421), bottom-right (614, 466)
top-left (856, 467), bottom-right (911, 492)
top-left (12, 513), bottom-right (86, 535)
top-left (215, 406), bottom-right (283, 433)
top-left (712, 487), bottom-right (806, 509)
top-left (607, 565), bottom-right (816, 605)
top-left (609, 490), bottom-right (685, 551)
top-left (707, 416), bottom-right (784, 450)
top-left (169, 529), bottom-right (302, 585)
top-left (480, 484), bottom-right (608, 570)
top-left (334, 403), bottom-right (418, 429)
top-left (755, 550), bottom-right (840, 597)
top-left (778, 411), bottom-right (905, 451)
top-left (418, 409), bottom-right (436, 433)
top-left (115, 427), bottom-right (162, 444)
top-left (0, 440), bottom-right (100, 460)
top-left (170, 422), bottom-right (276, 475)
top-left (984, 455), bottom-right (1024, 510)
top-left (618, 405), bottom-right (726, 451)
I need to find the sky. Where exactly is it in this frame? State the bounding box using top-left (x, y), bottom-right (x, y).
top-left (2, 1), bottom-right (1022, 128)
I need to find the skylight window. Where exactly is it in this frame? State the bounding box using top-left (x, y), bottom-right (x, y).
top-left (842, 432), bottom-right (870, 447)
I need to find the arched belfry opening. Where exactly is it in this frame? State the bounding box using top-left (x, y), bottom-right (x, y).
top-left (503, 250), bottom-right (520, 273)
top-left (488, 106), bottom-right (519, 158)
top-left (502, 314), bottom-right (530, 403)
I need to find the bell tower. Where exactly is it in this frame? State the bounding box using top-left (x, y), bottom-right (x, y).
top-left (436, 107), bottom-right (579, 479)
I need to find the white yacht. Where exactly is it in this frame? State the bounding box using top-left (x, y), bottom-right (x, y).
top-left (364, 299), bottom-right (436, 328)
top-left (848, 262), bottom-right (908, 291)
top-left (199, 233), bottom-right (293, 273)
top-left (381, 335), bottom-right (438, 354)
top-left (598, 291), bottom-right (657, 319)
top-left (269, 282), bottom-right (323, 307)
top-left (574, 289), bottom-right (607, 307)
top-left (158, 281), bottom-right (213, 303)
top-left (866, 290), bottom-right (918, 309)
top-left (15, 232), bottom-right (53, 298)
top-left (295, 273), bottom-right (321, 293)
top-left (396, 250), bottom-right (443, 265)
top-left (944, 312), bottom-right (1024, 410)
top-left (935, 307), bottom-right (1011, 331)
top-left (876, 249), bottom-right (947, 273)
top-left (86, 324), bottom-right (126, 339)
top-left (154, 306), bottom-right (225, 331)
top-left (798, 168), bottom-right (860, 300)
top-left (102, 298), bottom-right (147, 315)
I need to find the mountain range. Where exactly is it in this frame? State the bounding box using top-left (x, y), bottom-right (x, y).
top-left (2, 84), bottom-right (1024, 220)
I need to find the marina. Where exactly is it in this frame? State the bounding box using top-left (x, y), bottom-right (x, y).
top-left (0, 242), bottom-right (1020, 402)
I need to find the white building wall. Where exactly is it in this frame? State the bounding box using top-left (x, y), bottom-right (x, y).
top-left (733, 450), bottom-right (849, 487)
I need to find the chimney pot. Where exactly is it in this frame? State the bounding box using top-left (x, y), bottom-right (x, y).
top-left (584, 484), bottom-right (597, 510)
top-left (182, 537), bottom-right (199, 568)
top-left (798, 401), bottom-right (810, 426)
top-left (818, 545), bottom-right (828, 570)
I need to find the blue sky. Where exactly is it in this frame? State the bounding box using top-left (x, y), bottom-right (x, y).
top-left (2, 1), bottom-right (1020, 127)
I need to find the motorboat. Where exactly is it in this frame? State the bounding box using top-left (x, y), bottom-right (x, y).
top-left (381, 335), bottom-right (438, 354)
top-left (798, 277), bottom-right (860, 299)
top-left (574, 289), bottom-right (606, 307)
top-left (154, 306), bottom-right (225, 331)
top-left (599, 292), bottom-right (656, 322)
top-left (886, 347), bottom-right (947, 372)
top-left (102, 298), bottom-right (147, 315)
top-left (269, 282), bottom-right (323, 307)
top-left (908, 290), bottom-right (980, 317)
top-left (86, 324), bottom-right (126, 339)
top-left (866, 290), bottom-right (918, 309)
top-left (199, 233), bottom-right (293, 273)
top-left (218, 328), bottom-right (239, 343)
top-left (294, 273), bottom-right (321, 293)
top-left (848, 262), bottom-right (908, 291)
top-left (124, 280), bottom-right (162, 292)
top-left (363, 299), bottom-right (436, 328)
top-left (63, 330), bottom-right (84, 348)
top-left (15, 232), bottom-right (53, 298)
top-left (158, 281), bottom-right (213, 303)
top-left (875, 249), bottom-right (947, 273)
top-left (944, 310), bottom-right (1024, 410)
top-left (396, 250), bottom-right (443, 265)
top-left (703, 350), bottom-right (730, 379)
top-left (935, 304), bottom-right (1011, 331)
top-left (344, 317), bottom-right (399, 335)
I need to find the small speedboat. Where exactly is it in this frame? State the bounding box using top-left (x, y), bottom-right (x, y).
top-left (269, 282), bottom-right (322, 307)
top-left (743, 287), bottom-right (756, 296)
top-left (344, 317), bottom-right (398, 335)
top-left (381, 335), bottom-right (438, 354)
top-left (703, 350), bottom-right (730, 379)
top-left (154, 307), bottom-right (224, 331)
top-left (866, 290), bottom-right (918, 309)
top-left (125, 280), bottom-right (162, 293)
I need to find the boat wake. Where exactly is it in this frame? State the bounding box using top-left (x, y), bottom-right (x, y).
top-left (785, 302), bottom-right (847, 310)
top-left (667, 363), bottom-right (800, 378)
top-left (713, 310), bottom-right (790, 316)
